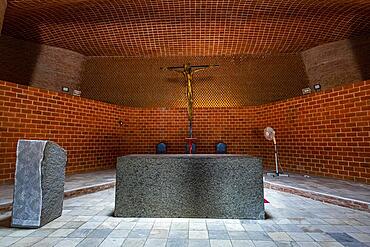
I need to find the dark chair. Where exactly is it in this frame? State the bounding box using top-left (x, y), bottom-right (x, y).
top-left (156, 142), bottom-right (167, 154)
top-left (216, 142), bottom-right (227, 154)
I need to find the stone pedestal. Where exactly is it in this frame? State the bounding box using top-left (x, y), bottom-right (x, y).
top-left (11, 140), bottom-right (67, 228)
top-left (115, 154), bottom-right (264, 219)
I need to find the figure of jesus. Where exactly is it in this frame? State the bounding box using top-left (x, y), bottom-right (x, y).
top-left (161, 63), bottom-right (218, 124)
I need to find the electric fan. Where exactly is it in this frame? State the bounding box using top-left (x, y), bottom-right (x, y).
top-left (264, 127), bottom-right (288, 177)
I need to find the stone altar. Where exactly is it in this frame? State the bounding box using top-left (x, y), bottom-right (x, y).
top-left (115, 154), bottom-right (264, 219)
top-left (11, 140), bottom-right (67, 228)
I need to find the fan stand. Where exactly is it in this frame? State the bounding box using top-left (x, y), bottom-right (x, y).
top-left (266, 139), bottom-right (289, 177)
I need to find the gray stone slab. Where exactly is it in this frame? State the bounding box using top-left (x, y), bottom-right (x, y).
top-left (115, 154), bottom-right (264, 219)
top-left (11, 140), bottom-right (67, 228)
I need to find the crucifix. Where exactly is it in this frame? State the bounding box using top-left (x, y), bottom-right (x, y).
top-left (161, 63), bottom-right (219, 153)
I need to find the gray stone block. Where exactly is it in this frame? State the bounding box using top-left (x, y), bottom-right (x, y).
top-left (11, 140), bottom-right (67, 228)
top-left (115, 154), bottom-right (264, 219)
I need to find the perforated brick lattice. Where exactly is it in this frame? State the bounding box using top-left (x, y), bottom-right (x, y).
top-left (3, 0), bottom-right (370, 57)
top-left (80, 54), bottom-right (309, 107)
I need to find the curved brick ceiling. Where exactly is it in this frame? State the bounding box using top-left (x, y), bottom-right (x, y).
top-left (2, 0), bottom-right (370, 57)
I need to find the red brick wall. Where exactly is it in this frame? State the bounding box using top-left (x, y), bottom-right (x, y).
top-left (121, 81), bottom-right (370, 184)
top-left (256, 81), bottom-right (370, 183)
top-left (123, 107), bottom-right (261, 156)
top-left (0, 80), bottom-right (126, 184)
top-left (0, 80), bottom-right (369, 184)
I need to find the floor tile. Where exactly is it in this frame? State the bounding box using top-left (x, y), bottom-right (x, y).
top-left (208, 230), bottom-right (229, 240)
top-left (7, 229), bottom-right (35, 237)
top-left (128, 229), bottom-right (151, 238)
top-left (225, 224), bottom-right (245, 231)
top-left (28, 229), bottom-right (56, 237)
top-left (0, 229), bottom-right (14, 237)
top-left (78, 221), bottom-right (102, 229)
top-left (61, 221), bottom-right (86, 229)
top-left (32, 237), bottom-right (64, 247)
top-left (153, 222), bottom-right (171, 230)
top-left (189, 223), bottom-right (207, 231)
top-left (278, 241), bottom-right (302, 246)
top-left (288, 232), bottom-right (314, 242)
top-left (116, 222), bottom-right (136, 230)
top-left (308, 233), bottom-right (336, 241)
top-left (171, 222), bottom-right (188, 230)
top-left (206, 224), bottom-right (226, 231)
top-left (144, 239), bottom-right (167, 247)
top-left (90, 216), bottom-right (109, 222)
top-left (6, 236), bottom-right (43, 247)
top-left (42, 221), bottom-right (67, 229)
top-left (318, 242), bottom-right (345, 247)
top-left (121, 238), bottom-right (146, 247)
top-left (279, 224), bottom-right (304, 232)
top-left (149, 229), bottom-right (168, 239)
top-left (248, 231), bottom-right (272, 241)
top-left (86, 228), bottom-right (113, 238)
top-left (48, 228), bottom-right (75, 237)
top-left (0, 237), bottom-right (21, 247)
top-left (328, 233), bottom-right (361, 243)
top-left (134, 223), bottom-right (153, 230)
top-left (68, 228), bottom-right (94, 238)
top-left (75, 237), bottom-right (104, 247)
top-left (268, 232), bottom-right (294, 241)
top-left (54, 238), bottom-right (83, 247)
top-left (98, 220), bottom-right (120, 229)
top-left (210, 239), bottom-right (232, 247)
top-left (231, 240), bottom-right (255, 247)
top-left (297, 242), bottom-right (321, 247)
top-left (108, 229), bottom-right (131, 238)
top-left (243, 224), bottom-right (264, 231)
top-left (228, 231), bottom-right (249, 240)
top-left (188, 239), bottom-right (210, 247)
top-left (168, 230), bottom-right (188, 239)
top-left (189, 230), bottom-right (209, 239)
top-left (253, 240), bottom-right (278, 247)
top-left (348, 233), bottom-right (370, 242)
top-left (166, 238), bottom-right (188, 247)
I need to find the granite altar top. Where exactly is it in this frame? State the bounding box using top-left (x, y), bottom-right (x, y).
top-left (121, 154), bottom-right (259, 159)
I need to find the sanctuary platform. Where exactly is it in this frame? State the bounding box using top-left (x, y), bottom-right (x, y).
top-left (114, 154), bottom-right (265, 219)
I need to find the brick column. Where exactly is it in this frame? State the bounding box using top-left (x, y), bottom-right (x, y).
top-left (0, 0), bottom-right (6, 34)
top-left (301, 38), bottom-right (370, 90)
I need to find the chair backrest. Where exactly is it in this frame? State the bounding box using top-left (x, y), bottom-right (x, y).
top-left (156, 142), bottom-right (167, 154)
top-left (216, 142), bottom-right (227, 154)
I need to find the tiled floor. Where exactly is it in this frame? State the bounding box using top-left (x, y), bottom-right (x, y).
top-left (0, 188), bottom-right (369, 247)
top-left (2, 170), bottom-right (370, 212)
top-left (264, 174), bottom-right (370, 204)
top-left (0, 170), bottom-right (115, 207)
top-left (64, 169), bottom-right (115, 191)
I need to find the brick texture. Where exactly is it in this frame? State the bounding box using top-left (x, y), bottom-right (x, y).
top-left (256, 81), bottom-right (370, 183)
top-left (2, 36), bottom-right (370, 109)
top-left (302, 37), bottom-right (370, 90)
top-left (0, 81), bottom-right (126, 184)
top-left (0, 0), bottom-right (6, 33)
top-left (0, 80), bottom-right (369, 184)
top-left (81, 54), bottom-right (308, 107)
top-left (0, 36), bottom-right (85, 94)
top-left (3, 0), bottom-right (370, 56)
